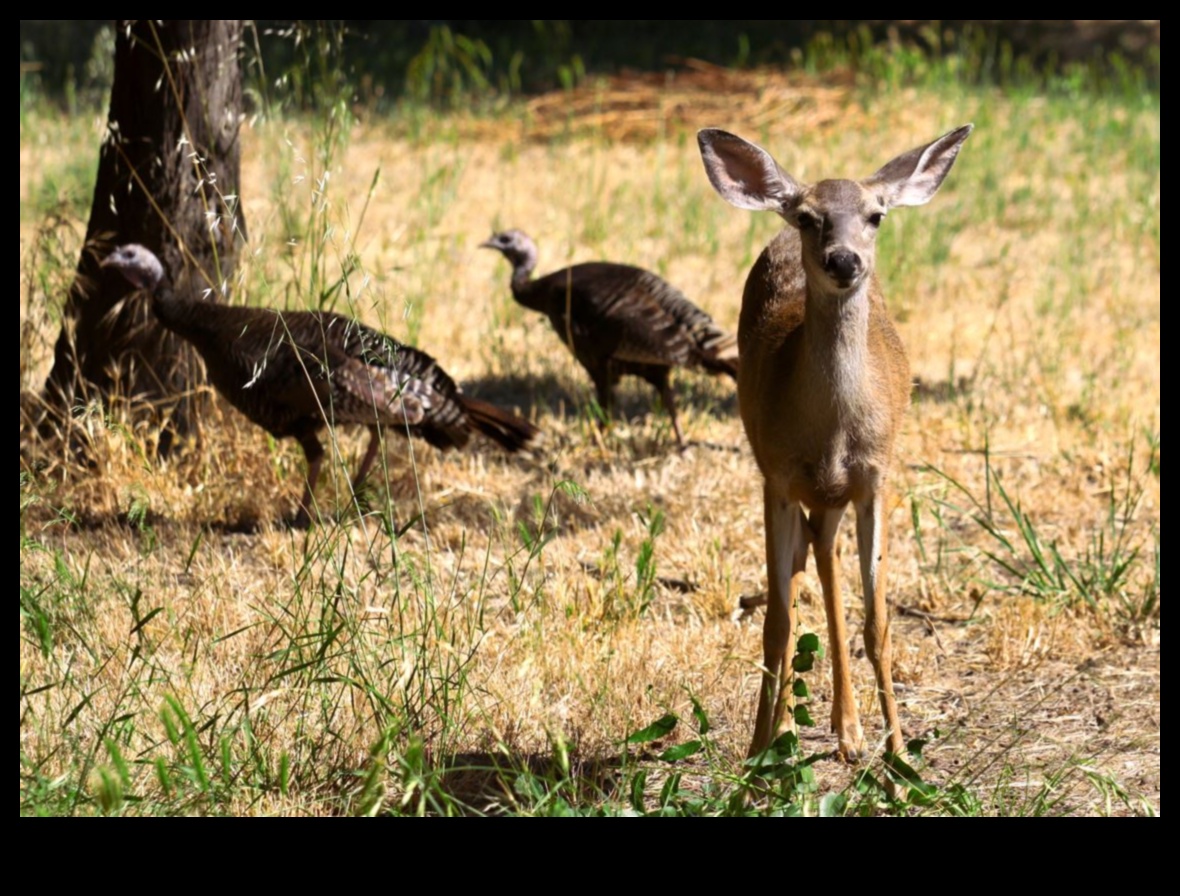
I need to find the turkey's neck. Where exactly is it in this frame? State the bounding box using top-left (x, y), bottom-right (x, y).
top-left (509, 259), bottom-right (549, 312)
top-left (152, 288), bottom-right (248, 350)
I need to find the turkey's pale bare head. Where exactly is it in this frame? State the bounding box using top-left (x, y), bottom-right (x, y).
top-left (479, 229), bottom-right (538, 273)
top-left (102, 244), bottom-right (165, 291)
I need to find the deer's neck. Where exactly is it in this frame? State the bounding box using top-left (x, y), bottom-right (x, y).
top-left (802, 281), bottom-right (874, 415)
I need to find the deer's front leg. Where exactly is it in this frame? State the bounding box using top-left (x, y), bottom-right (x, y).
top-left (811, 505), bottom-right (866, 760)
top-left (751, 481), bottom-right (810, 756)
top-left (855, 488), bottom-right (904, 758)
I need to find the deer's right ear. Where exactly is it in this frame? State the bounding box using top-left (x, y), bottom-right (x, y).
top-left (698, 129), bottom-right (802, 216)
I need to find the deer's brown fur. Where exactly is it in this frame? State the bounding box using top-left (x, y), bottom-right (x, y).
top-left (698, 125), bottom-right (972, 762)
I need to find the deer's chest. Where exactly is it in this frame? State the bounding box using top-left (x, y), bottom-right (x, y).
top-left (740, 341), bottom-right (894, 509)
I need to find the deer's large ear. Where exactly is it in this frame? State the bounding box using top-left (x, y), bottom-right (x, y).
top-left (866, 124), bottom-right (973, 209)
top-left (698, 129), bottom-right (803, 216)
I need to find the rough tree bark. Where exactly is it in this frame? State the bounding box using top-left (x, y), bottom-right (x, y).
top-left (42, 20), bottom-right (244, 454)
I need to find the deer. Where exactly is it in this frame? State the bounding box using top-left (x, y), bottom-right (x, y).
top-left (697, 124), bottom-right (972, 768)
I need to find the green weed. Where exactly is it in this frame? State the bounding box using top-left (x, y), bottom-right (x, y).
top-left (926, 437), bottom-right (1158, 632)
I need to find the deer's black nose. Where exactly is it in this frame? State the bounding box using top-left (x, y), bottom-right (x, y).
top-left (824, 250), bottom-right (862, 285)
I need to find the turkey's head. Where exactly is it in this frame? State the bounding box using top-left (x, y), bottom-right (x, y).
top-left (102, 244), bottom-right (165, 291)
top-left (479, 229), bottom-right (538, 273)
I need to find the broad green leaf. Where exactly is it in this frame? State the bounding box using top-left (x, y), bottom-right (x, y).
top-left (689, 695), bottom-right (710, 735)
top-left (625, 713), bottom-right (678, 744)
top-left (884, 751), bottom-right (921, 782)
top-left (658, 772), bottom-right (682, 807)
top-left (797, 633), bottom-right (821, 652)
top-left (659, 740), bottom-right (703, 762)
top-left (629, 769), bottom-right (647, 812)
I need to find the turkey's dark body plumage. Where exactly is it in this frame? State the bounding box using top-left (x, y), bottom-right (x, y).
top-left (154, 297), bottom-right (471, 450)
top-left (524, 262), bottom-right (739, 382)
top-left (103, 244), bottom-right (539, 526)
top-left (481, 230), bottom-right (738, 445)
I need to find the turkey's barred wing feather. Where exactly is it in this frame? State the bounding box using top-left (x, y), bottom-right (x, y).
top-left (310, 312), bottom-right (473, 450)
top-left (328, 354), bottom-right (428, 427)
top-left (607, 271), bottom-right (702, 367)
top-left (630, 269), bottom-right (739, 368)
top-left (547, 264), bottom-right (735, 371)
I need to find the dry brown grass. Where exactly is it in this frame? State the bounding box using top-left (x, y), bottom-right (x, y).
top-left (20, 70), bottom-right (1159, 815)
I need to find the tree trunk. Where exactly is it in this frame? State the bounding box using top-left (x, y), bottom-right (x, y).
top-left (42, 20), bottom-right (244, 455)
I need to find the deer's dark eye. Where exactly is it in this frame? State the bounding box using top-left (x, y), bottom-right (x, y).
top-left (867, 212), bottom-right (885, 228)
top-left (796, 211), bottom-right (818, 230)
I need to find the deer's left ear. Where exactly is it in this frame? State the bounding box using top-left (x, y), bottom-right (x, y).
top-left (865, 124), bottom-right (973, 209)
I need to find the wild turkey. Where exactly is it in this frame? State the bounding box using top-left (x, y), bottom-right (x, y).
top-left (102, 243), bottom-right (540, 527)
top-left (480, 229), bottom-right (738, 446)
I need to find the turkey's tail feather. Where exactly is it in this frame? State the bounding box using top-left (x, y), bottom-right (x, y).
top-left (696, 327), bottom-right (740, 381)
top-left (460, 397), bottom-right (542, 453)
top-left (705, 353), bottom-right (740, 381)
